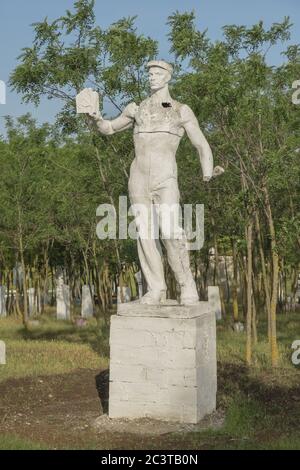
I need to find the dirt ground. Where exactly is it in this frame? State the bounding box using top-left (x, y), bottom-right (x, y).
top-left (0, 368), bottom-right (224, 449)
top-left (0, 369), bottom-right (103, 449)
top-left (0, 364), bottom-right (299, 450)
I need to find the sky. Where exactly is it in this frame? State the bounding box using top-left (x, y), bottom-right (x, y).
top-left (0, 0), bottom-right (299, 137)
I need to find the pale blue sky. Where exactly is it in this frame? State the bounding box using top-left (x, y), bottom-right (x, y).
top-left (0, 0), bottom-right (299, 136)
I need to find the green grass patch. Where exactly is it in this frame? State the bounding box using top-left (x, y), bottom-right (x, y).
top-left (217, 312), bottom-right (300, 370)
top-left (0, 315), bottom-right (109, 382)
top-left (0, 434), bottom-right (47, 450)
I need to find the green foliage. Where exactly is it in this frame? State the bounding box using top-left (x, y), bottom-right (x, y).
top-left (0, 314), bottom-right (108, 382)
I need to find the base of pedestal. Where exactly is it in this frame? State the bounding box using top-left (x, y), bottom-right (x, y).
top-left (109, 301), bottom-right (217, 423)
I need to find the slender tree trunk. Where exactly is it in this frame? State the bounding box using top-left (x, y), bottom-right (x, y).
top-left (291, 265), bottom-right (299, 310)
top-left (283, 265), bottom-right (288, 315)
top-left (263, 187), bottom-right (279, 367)
top-left (238, 252), bottom-right (247, 319)
top-left (246, 219), bottom-right (253, 365)
top-left (252, 274), bottom-right (258, 345)
top-left (255, 211), bottom-right (271, 341)
top-left (17, 204), bottom-right (28, 326)
top-left (6, 270), bottom-right (10, 315)
top-left (41, 241), bottom-right (50, 314)
top-left (50, 266), bottom-right (55, 306)
top-left (224, 255), bottom-right (231, 304)
top-left (19, 249), bottom-right (28, 326)
top-left (212, 224), bottom-right (226, 317)
top-left (232, 239), bottom-right (239, 322)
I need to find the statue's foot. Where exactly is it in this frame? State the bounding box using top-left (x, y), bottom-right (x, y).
top-left (180, 284), bottom-right (199, 305)
top-left (140, 290), bottom-right (166, 305)
top-left (180, 296), bottom-right (199, 305)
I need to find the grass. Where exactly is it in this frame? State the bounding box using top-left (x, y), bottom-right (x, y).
top-left (217, 312), bottom-right (300, 370)
top-left (182, 394), bottom-right (300, 450)
top-left (0, 314), bottom-right (109, 382)
top-left (0, 309), bottom-right (299, 450)
top-left (0, 434), bottom-right (48, 450)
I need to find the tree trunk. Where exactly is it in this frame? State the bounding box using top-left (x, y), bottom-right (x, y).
top-left (255, 211), bottom-right (271, 341)
top-left (246, 219), bottom-right (253, 365)
top-left (232, 239), bottom-right (239, 322)
top-left (263, 187), bottom-right (279, 367)
top-left (224, 255), bottom-right (231, 304)
top-left (41, 241), bottom-right (50, 314)
top-left (252, 275), bottom-right (258, 345)
top-left (19, 249), bottom-right (28, 326)
top-left (213, 226), bottom-right (226, 318)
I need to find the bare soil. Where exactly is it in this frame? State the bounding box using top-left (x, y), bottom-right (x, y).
top-left (0, 364), bottom-right (299, 449)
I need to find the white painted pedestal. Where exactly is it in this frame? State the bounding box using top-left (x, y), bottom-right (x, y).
top-left (109, 300), bottom-right (217, 423)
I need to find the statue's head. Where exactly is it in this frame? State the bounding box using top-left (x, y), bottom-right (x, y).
top-left (146, 60), bottom-right (173, 91)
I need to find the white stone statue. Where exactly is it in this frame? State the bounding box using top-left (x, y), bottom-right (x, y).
top-left (77, 60), bottom-right (223, 305)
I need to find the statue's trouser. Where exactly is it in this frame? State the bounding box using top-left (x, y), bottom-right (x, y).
top-left (129, 176), bottom-right (198, 300)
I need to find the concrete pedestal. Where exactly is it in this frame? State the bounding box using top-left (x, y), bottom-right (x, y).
top-left (109, 300), bottom-right (217, 423)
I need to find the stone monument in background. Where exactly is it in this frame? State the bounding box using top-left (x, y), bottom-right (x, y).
top-left (81, 284), bottom-right (94, 318)
top-left (0, 286), bottom-right (7, 317)
top-left (56, 273), bottom-right (70, 320)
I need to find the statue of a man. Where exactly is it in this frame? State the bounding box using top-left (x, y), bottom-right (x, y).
top-left (84, 60), bottom-right (216, 305)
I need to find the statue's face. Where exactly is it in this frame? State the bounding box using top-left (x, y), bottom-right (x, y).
top-left (148, 67), bottom-right (171, 91)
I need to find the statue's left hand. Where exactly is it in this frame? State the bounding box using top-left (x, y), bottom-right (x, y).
top-left (203, 175), bottom-right (212, 182)
top-left (203, 166), bottom-right (225, 182)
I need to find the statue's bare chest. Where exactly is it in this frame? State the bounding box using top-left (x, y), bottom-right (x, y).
top-left (134, 98), bottom-right (184, 137)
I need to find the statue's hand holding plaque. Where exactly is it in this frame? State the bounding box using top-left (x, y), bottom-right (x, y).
top-left (76, 88), bottom-right (99, 116)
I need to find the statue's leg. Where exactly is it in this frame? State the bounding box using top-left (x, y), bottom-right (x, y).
top-left (129, 192), bottom-right (167, 304)
top-left (152, 179), bottom-right (199, 305)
